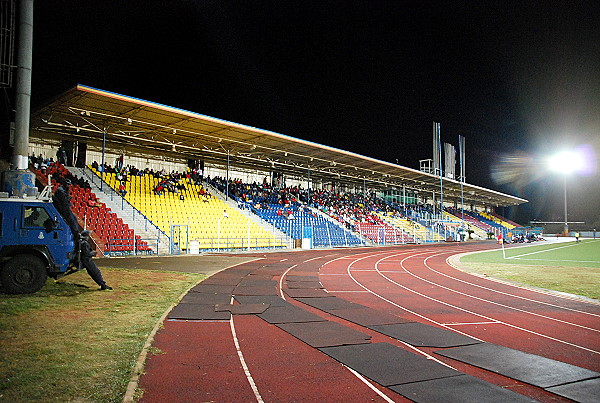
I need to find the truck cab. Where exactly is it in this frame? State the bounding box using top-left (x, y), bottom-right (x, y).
top-left (0, 196), bottom-right (77, 293)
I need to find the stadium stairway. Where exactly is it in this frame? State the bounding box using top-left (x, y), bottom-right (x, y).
top-left (379, 213), bottom-right (443, 243)
top-left (490, 212), bottom-right (520, 228)
top-left (88, 168), bottom-right (288, 252)
top-left (250, 203), bottom-right (364, 247)
top-left (442, 211), bottom-right (488, 240)
top-left (67, 166), bottom-right (170, 255)
top-left (202, 182), bottom-right (292, 244)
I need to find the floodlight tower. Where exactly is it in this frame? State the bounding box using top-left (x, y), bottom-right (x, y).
top-left (548, 151), bottom-right (582, 236)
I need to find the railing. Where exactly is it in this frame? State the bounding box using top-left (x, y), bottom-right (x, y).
top-left (182, 237), bottom-right (290, 253)
top-left (103, 237), bottom-right (163, 257)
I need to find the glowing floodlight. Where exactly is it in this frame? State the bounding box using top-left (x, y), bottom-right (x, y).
top-left (547, 150), bottom-right (584, 174)
top-left (546, 145), bottom-right (596, 236)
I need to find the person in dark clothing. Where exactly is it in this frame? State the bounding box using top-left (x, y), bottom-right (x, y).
top-left (51, 179), bottom-right (79, 237)
top-left (79, 231), bottom-right (112, 290)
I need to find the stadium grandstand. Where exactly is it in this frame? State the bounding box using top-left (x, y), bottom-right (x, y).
top-left (26, 85), bottom-right (530, 256)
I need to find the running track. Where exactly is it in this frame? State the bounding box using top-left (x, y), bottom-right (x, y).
top-left (136, 242), bottom-right (600, 402)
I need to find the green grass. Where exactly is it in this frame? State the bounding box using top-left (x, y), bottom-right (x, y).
top-left (0, 268), bottom-right (205, 403)
top-left (458, 239), bottom-right (600, 299)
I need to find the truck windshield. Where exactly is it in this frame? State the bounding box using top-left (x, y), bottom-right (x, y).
top-left (23, 206), bottom-right (51, 228)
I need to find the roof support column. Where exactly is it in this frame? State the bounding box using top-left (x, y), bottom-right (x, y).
top-left (100, 128), bottom-right (106, 191)
top-left (226, 151), bottom-right (229, 201)
top-left (307, 167), bottom-right (311, 206)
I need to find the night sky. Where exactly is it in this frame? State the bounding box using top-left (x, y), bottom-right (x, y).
top-left (17, 1), bottom-right (600, 226)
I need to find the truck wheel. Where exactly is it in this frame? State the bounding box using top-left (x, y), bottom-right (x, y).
top-left (0, 254), bottom-right (48, 294)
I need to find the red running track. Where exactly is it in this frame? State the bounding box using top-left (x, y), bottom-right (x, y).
top-left (319, 243), bottom-right (600, 372)
top-left (138, 242), bottom-right (600, 402)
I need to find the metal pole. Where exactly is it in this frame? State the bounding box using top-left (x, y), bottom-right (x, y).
top-left (226, 151), bottom-right (229, 201)
top-left (459, 135), bottom-right (465, 233)
top-left (100, 129), bottom-right (106, 191)
top-left (437, 122), bottom-right (444, 217)
top-left (12, 0), bottom-right (33, 169)
top-left (563, 173), bottom-right (568, 236)
top-left (307, 167), bottom-right (311, 206)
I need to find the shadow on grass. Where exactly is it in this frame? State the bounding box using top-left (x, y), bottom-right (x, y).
top-left (0, 278), bottom-right (97, 299)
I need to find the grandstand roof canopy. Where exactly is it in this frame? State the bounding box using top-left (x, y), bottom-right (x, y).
top-left (31, 85), bottom-right (527, 207)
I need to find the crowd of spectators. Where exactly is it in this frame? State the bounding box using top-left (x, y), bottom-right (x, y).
top-left (30, 156), bottom-right (92, 191)
top-left (90, 161), bottom-right (213, 200)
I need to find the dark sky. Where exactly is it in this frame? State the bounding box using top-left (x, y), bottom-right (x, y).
top-left (24, 1), bottom-right (600, 226)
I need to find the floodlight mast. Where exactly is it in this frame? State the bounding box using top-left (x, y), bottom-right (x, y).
top-left (547, 150), bottom-right (580, 236)
top-left (562, 173), bottom-right (568, 236)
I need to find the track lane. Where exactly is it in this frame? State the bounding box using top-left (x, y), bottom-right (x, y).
top-left (318, 243), bottom-right (600, 372)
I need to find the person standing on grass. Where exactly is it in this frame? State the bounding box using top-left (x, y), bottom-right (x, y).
top-left (79, 231), bottom-right (112, 290)
top-left (575, 232), bottom-right (580, 243)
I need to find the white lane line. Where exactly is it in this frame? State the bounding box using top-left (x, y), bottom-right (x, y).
top-left (342, 251), bottom-right (465, 368)
top-left (443, 321), bottom-right (500, 326)
top-left (278, 254), bottom-right (334, 300)
top-left (446, 255), bottom-right (600, 312)
top-left (277, 253), bottom-right (405, 397)
top-left (505, 240), bottom-right (596, 259)
top-left (344, 365), bottom-right (396, 403)
top-left (413, 254), bottom-right (600, 332)
top-left (370, 252), bottom-right (600, 354)
top-left (230, 297), bottom-right (264, 403)
top-left (325, 290), bottom-right (370, 293)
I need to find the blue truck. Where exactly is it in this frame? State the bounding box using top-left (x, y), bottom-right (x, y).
top-left (0, 194), bottom-right (81, 294)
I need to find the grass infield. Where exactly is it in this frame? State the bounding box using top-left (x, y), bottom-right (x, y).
top-left (0, 268), bottom-right (205, 403)
top-left (458, 239), bottom-right (600, 300)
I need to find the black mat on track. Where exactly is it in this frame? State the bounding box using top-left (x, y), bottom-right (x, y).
top-left (286, 275), bottom-right (319, 282)
top-left (390, 374), bottom-right (535, 402)
top-left (232, 285), bottom-right (278, 296)
top-left (546, 377), bottom-right (600, 403)
top-left (369, 322), bottom-right (482, 348)
top-left (179, 292), bottom-right (232, 305)
top-left (286, 281), bottom-right (323, 289)
top-left (328, 307), bottom-right (413, 326)
top-left (296, 297), bottom-right (361, 311)
top-left (257, 304), bottom-right (326, 324)
top-left (189, 284), bottom-right (236, 294)
top-left (233, 295), bottom-right (289, 306)
top-left (276, 321), bottom-right (371, 348)
top-left (236, 279), bottom-right (278, 287)
top-left (435, 343), bottom-right (600, 388)
top-left (215, 303), bottom-right (270, 314)
top-left (284, 288), bottom-right (331, 298)
top-left (200, 276), bottom-right (243, 285)
top-left (319, 342), bottom-right (459, 386)
top-left (168, 304), bottom-right (230, 320)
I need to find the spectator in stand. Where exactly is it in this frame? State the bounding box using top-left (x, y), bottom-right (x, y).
top-left (56, 146), bottom-right (67, 165)
top-left (118, 182), bottom-right (127, 197)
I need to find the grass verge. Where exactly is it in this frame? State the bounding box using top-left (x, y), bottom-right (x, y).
top-left (457, 240), bottom-right (600, 300)
top-left (0, 268), bottom-right (205, 402)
